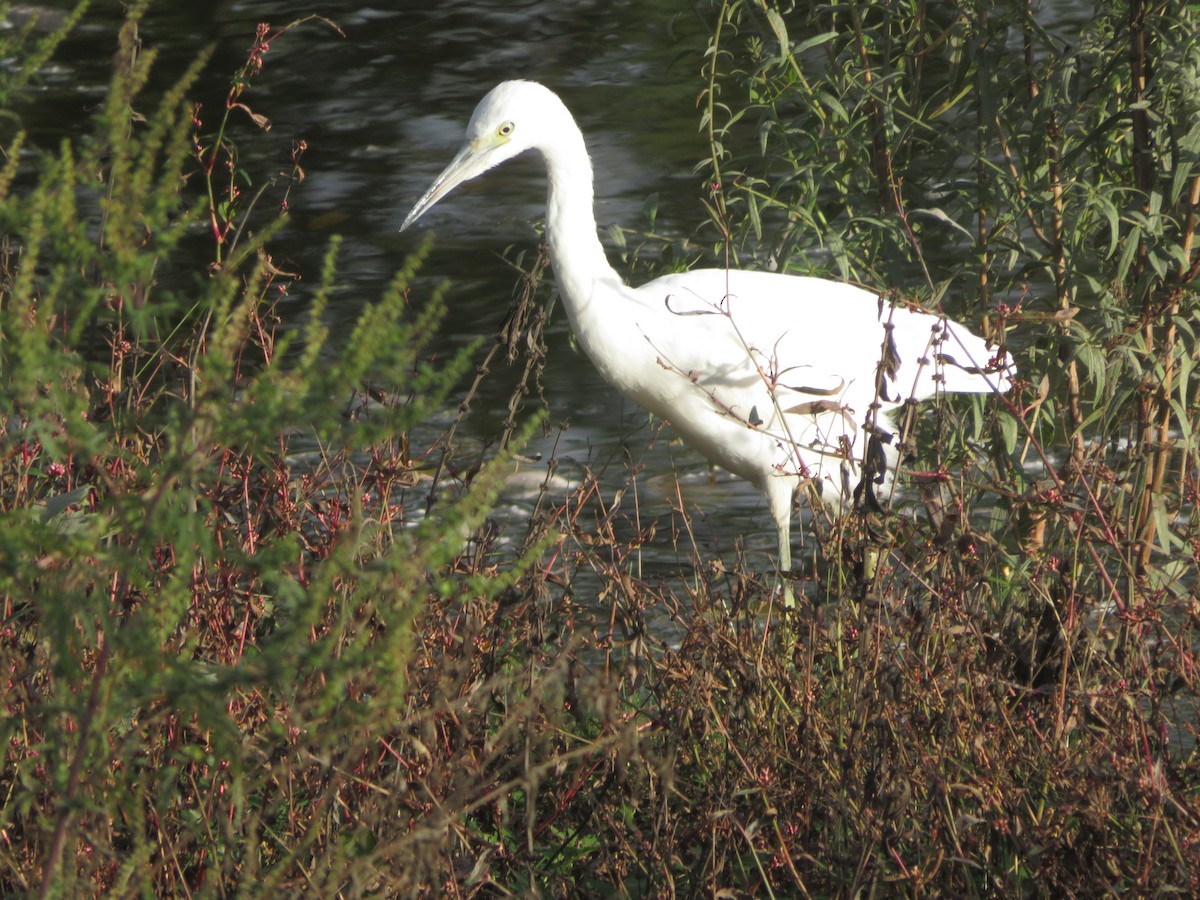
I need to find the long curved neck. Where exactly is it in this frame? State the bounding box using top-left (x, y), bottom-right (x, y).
top-left (538, 124), bottom-right (624, 332)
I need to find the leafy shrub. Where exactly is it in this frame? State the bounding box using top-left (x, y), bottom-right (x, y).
top-left (0, 4), bottom-right (546, 894)
top-left (2, 1), bottom-right (1198, 895)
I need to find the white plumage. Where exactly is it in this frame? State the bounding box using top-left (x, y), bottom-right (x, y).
top-left (401, 80), bottom-right (1014, 578)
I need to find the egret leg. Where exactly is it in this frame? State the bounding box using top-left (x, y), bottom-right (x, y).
top-left (766, 477), bottom-right (797, 608)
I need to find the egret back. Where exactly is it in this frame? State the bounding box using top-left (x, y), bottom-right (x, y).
top-left (603, 268), bottom-right (1010, 498)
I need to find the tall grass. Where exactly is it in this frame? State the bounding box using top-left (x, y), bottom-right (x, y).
top-left (1, 0), bottom-right (1198, 895)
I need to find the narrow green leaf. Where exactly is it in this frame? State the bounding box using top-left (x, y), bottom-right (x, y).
top-left (765, 8), bottom-right (789, 66)
top-left (912, 207), bottom-right (975, 243)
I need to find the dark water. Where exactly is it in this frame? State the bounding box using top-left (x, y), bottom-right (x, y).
top-left (11, 0), bottom-right (776, 578)
top-left (7, 0), bottom-right (1091, 583)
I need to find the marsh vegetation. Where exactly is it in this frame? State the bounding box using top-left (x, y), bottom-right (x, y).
top-left (2, 0), bottom-right (1198, 894)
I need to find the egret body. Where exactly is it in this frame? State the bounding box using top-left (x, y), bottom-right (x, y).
top-left (401, 80), bottom-right (1014, 578)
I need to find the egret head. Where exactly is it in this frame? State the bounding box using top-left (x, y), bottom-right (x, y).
top-left (400, 80), bottom-right (567, 231)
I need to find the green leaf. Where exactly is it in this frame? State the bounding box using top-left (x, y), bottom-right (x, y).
top-left (912, 207), bottom-right (975, 243)
top-left (1116, 225), bottom-right (1142, 281)
top-left (793, 30), bottom-right (839, 56)
top-left (1150, 495), bottom-right (1180, 554)
top-left (39, 485), bottom-right (93, 522)
top-left (765, 7), bottom-right (789, 66)
top-left (999, 411), bottom-right (1018, 456)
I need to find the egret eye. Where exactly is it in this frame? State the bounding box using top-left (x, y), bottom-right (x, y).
top-left (497, 121), bottom-right (515, 138)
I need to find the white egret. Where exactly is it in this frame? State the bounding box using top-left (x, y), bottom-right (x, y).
top-left (401, 80), bottom-right (1014, 580)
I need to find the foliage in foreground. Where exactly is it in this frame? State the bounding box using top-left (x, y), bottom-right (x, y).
top-left (1, 1), bottom-right (1198, 896)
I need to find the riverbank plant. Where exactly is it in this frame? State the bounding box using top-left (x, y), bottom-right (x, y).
top-left (0, 4), bottom-right (540, 894)
top-left (2, 0), bottom-right (1198, 895)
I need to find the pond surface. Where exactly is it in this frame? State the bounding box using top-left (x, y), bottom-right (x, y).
top-left (10, 0), bottom-right (1089, 588)
top-left (13, 0), bottom-right (781, 583)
